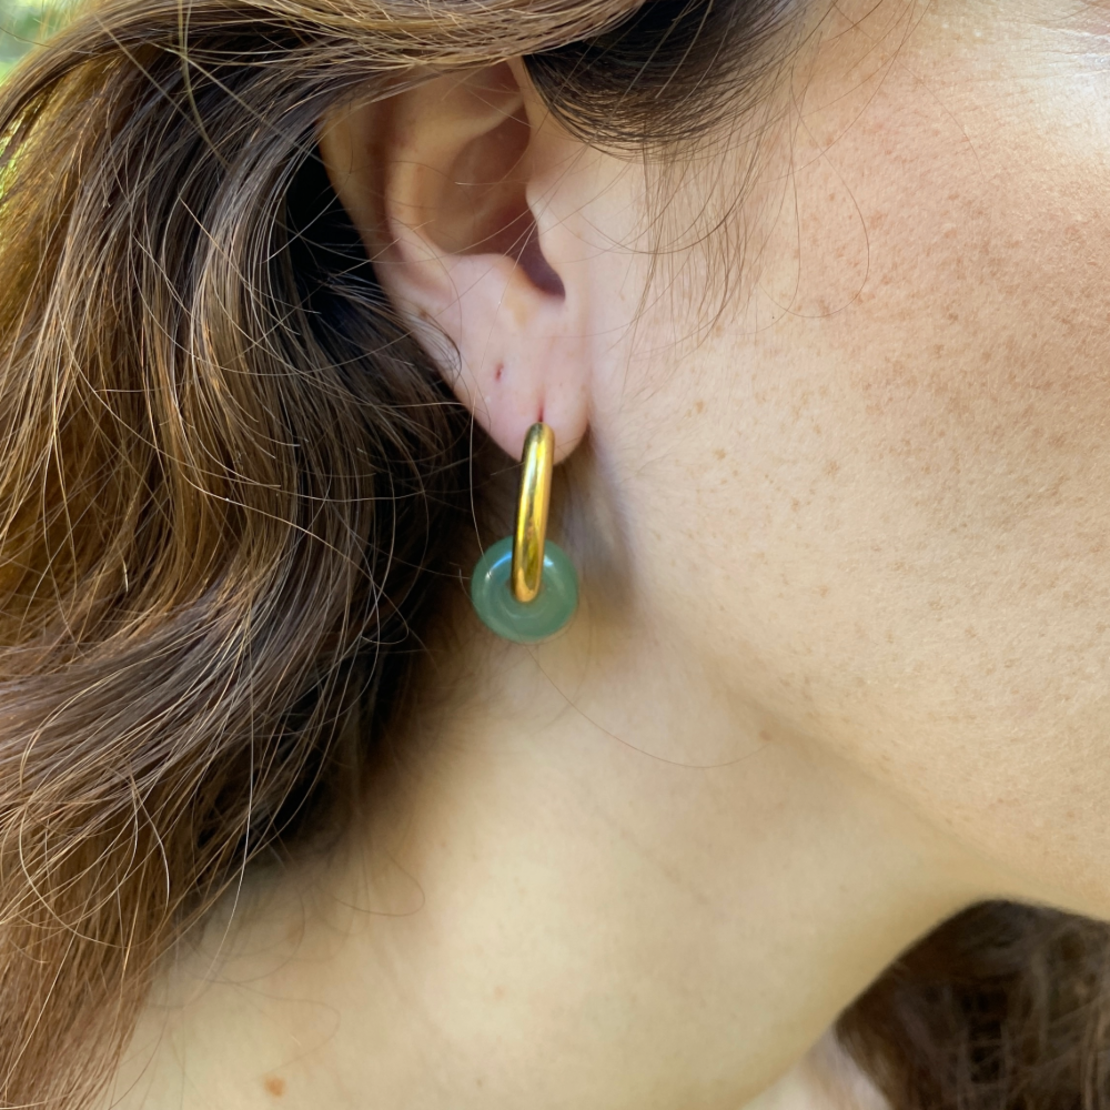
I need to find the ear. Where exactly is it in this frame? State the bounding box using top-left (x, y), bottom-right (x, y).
top-left (318, 62), bottom-right (591, 463)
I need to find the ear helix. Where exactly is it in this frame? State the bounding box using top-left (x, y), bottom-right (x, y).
top-left (470, 423), bottom-right (578, 643)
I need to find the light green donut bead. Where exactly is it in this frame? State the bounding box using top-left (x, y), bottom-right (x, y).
top-left (470, 537), bottom-right (578, 644)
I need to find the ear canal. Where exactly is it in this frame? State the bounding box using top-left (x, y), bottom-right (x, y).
top-left (515, 228), bottom-right (565, 298)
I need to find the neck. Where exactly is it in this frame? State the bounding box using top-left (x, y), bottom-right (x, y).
top-left (110, 537), bottom-right (1011, 1110)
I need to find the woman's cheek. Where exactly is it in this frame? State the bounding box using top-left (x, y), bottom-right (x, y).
top-left (707, 0), bottom-right (1110, 913)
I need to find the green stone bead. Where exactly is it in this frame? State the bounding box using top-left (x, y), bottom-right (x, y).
top-left (470, 536), bottom-right (578, 644)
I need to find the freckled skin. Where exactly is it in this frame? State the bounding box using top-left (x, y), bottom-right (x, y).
top-left (619, 0), bottom-right (1110, 915)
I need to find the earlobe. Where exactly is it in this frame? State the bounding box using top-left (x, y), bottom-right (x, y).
top-left (318, 64), bottom-right (590, 463)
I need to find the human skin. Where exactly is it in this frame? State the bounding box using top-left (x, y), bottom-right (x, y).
top-left (104, 1), bottom-right (1110, 1107)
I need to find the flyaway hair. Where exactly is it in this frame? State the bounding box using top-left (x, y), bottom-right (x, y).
top-left (0, 0), bottom-right (1106, 1106)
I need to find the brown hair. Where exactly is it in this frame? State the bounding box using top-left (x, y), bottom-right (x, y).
top-left (0, 0), bottom-right (1104, 1106)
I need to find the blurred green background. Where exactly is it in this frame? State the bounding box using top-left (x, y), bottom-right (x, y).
top-left (0, 0), bottom-right (75, 81)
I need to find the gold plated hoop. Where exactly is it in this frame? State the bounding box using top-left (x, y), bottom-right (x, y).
top-left (470, 422), bottom-right (577, 643)
top-left (511, 422), bottom-right (555, 603)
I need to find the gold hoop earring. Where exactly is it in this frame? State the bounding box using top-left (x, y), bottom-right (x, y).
top-left (470, 422), bottom-right (578, 643)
